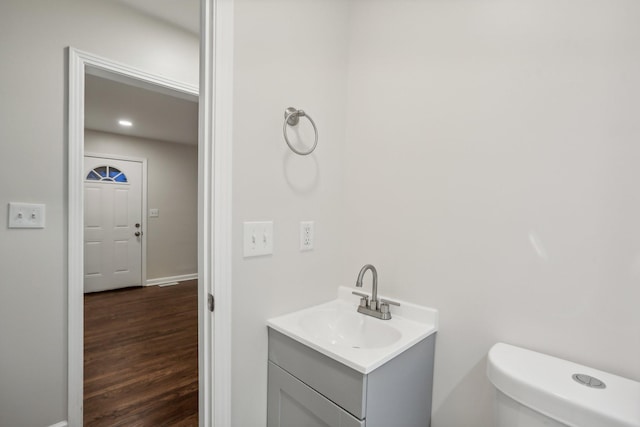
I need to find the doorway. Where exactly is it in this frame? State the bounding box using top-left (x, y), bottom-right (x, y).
top-left (81, 71), bottom-right (200, 423)
top-left (67, 48), bottom-right (212, 426)
top-left (83, 71), bottom-right (199, 424)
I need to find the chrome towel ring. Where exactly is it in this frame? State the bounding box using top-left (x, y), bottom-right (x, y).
top-left (283, 107), bottom-right (318, 156)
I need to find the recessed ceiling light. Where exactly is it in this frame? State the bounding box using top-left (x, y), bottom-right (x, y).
top-left (118, 119), bottom-right (133, 127)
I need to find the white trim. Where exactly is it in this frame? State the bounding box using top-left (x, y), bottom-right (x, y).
top-left (86, 66), bottom-right (197, 103)
top-left (68, 48), bottom-right (84, 427)
top-left (201, 1), bottom-right (234, 426)
top-left (67, 48), bottom-right (219, 427)
top-left (84, 152), bottom-right (148, 289)
top-left (146, 273), bottom-right (198, 287)
top-left (84, 152), bottom-right (148, 163)
top-left (49, 422), bottom-right (68, 427)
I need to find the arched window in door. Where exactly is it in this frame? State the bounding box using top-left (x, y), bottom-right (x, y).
top-left (86, 165), bottom-right (128, 183)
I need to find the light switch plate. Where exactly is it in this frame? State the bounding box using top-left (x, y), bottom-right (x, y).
top-left (149, 208), bottom-right (159, 218)
top-left (8, 202), bottom-right (46, 228)
top-left (243, 221), bottom-right (274, 257)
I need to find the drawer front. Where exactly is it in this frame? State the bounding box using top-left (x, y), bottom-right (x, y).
top-left (268, 362), bottom-right (365, 427)
top-left (268, 328), bottom-right (367, 419)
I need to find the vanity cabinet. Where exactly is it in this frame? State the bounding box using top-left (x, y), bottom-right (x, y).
top-left (267, 328), bottom-right (436, 427)
top-left (268, 362), bottom-right (364, 427)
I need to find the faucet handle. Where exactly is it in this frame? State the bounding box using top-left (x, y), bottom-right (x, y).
top-left (352, 291), bottom-right (369, 307)
top-left (380, 298), bottom-right (400, 307)
top-left (379, 298), bottom-right (400, 319)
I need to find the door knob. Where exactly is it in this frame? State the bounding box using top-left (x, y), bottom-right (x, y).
top-left (135, 231), bottom-right (143, 237)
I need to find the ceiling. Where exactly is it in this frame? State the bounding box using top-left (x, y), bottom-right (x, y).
top-left (85, 74), bottom-right (199, 145)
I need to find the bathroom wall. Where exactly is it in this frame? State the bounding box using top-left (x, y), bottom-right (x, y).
top-left (342, 1), bottom-right (640, 426)
top-left (0, 1), bottom-right (198, 425)
top-left (231, 0), bottom-right (350, 424)
top-left (85, 130), bottom-right (198, 282)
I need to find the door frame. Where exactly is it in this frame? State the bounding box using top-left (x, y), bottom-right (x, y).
top-left (67, 10), bottom-right (233, 422)
top-left (84, 153), bottom-right (148, 288)
top-left (200, 0), bottom-right (234, 425)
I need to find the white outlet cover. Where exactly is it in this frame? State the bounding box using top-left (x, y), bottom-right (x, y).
top-left (8, 202), bottom-right (46, 228)
top-left (149, 208), bottom-right (159, 218)
top-left (243, 221), bottom-right (274, 257)
top-left (300, 221), bottom-right (314, 251)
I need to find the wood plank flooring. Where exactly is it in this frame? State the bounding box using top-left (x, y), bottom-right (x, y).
top-left (84, 280), bottom-right (198, 426)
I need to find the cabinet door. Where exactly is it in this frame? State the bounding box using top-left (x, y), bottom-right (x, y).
top-left (268, 362), bottom-right (364, 427)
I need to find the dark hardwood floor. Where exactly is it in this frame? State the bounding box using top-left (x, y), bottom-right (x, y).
top-left (84, 280), bottom-right (198, 427)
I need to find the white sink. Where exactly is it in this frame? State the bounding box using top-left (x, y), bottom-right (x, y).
top-left (267, 287), bottom-right (438, 373)
top-left (298, 307), bottom-right (402, 349)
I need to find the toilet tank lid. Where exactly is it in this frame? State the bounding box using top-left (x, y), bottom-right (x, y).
top-left (487, 343), bottom-right (640, 427)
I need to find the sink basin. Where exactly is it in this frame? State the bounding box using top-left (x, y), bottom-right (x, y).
top-left (267, 287), bottom-right (438, 373)
top-left (298, 308), bottom-right (402, 349)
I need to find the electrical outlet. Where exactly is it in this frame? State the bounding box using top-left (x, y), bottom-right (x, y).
top-left (243, 221), bottom-right (274, 257)
top-left (300, 221), bottom-right (314, 251)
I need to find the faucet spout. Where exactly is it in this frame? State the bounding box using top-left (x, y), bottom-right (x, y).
top-left (356, 264), bottom-right (378, 306)
top-left (353, 264), bottom-right (400, 320)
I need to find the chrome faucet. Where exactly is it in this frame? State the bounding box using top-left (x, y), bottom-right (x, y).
top-left (353, 264), bottom-right (400, 320)
top-left (356, 264), bottom-right (379, 310)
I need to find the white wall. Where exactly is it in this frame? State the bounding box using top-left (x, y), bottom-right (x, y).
top-left (342, 1), bottom-right (640, 426)
top-left (85, 130), bottom-right (198, 281)
top-left (231, 0), bottom-right (350, 425)
top-left (0, 1), bottom-right (198, 425)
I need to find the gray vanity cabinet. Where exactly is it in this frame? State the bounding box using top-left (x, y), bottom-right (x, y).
top-left (267, 328), bottom-right (436, 427)
top-left (268, 362), bottom-right (364, 427)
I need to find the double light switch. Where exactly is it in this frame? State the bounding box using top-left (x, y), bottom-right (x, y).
top-left (243, 221), bottom-right (274, 257)
top-left (8, 202), bottom-right (46, 228)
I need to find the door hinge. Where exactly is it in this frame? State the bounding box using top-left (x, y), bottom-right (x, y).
top-left (208, 293), bottom-right (215, 312)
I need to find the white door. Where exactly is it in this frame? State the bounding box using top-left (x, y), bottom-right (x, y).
top-left (84, 156), bottom-right (143, 293)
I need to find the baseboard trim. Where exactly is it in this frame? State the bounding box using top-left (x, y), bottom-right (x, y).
top-left (49, 422), bottom-right (68, 427)
top-left (146, 273), bottom-right (198, 287)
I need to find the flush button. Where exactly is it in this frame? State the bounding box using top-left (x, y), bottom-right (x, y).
top-left (572, 373), bottom-right (606, 389)
top-left (589, 378), bottom-right (604, 388)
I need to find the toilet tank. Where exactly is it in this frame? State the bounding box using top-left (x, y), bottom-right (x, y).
top-left (487, 343), bottom-right (640, 427)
